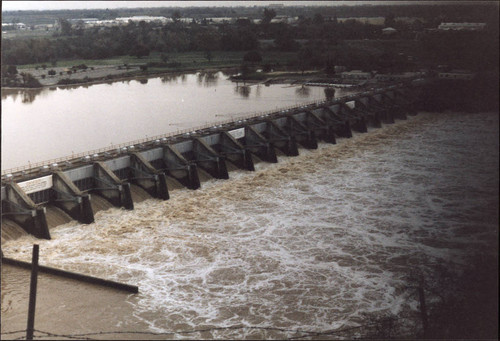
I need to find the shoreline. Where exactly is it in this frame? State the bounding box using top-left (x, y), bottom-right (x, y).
top-left (1, 66), bottom-right (353, 91)
top-left (1, 66), bottom-right (241, 91)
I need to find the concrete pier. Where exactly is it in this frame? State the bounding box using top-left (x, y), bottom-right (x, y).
top-left (1, 82), bottom-right (423, 239)
top-left (1, 182), bottom-right (50, 239)
top-left (52, 171), bottom-right (94, 224)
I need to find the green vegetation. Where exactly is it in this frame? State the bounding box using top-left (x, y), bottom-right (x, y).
top-left (3, 2), bottom-right (497, 72)
top-left (1, 2), bottom-right (498, 89)
top-left (1, 65), bottom-right (42, 88)
top-left (418, 72), bottom-right (500, 112)
top-left (2, 3), bottom-right (496, 27)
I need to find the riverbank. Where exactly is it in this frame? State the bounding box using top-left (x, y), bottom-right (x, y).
top-left (1, 50), bottom-right (368, 90)
top-left (2, 66), bottom-right (355, 92)
top-left (3, 65), bottom-right (236, 89)
top-left (3, 50), bottom-right (301, 89)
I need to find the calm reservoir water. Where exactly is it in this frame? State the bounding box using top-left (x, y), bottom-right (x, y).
top-left (1, 71), bottom-right (355, 171)
top-left (1, 96), bottom-right (498, 339)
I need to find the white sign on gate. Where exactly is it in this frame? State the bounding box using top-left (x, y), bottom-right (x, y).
top-left (18, 175), bottom-right (53, 194)
top-left (228, 128), bottom-right (245, 139)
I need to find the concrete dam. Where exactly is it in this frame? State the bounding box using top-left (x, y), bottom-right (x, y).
top-left (1, 82), bottom-right (422, 240)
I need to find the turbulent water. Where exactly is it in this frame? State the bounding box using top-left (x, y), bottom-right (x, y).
top-left (1, 111), bottom-right (498, 339)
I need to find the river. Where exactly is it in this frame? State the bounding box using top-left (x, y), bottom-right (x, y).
top-left (1, 104), bottom-right (498, 338)
top-left (1, 71), bottom-right (357, 171)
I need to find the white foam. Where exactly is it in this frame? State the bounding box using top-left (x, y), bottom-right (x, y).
top-left (2, 112), bottom-right (498, 337)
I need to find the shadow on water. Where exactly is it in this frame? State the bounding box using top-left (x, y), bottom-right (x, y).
top-left (197, 71), bottom-right (219, 87)
top-left (235, 85), bottom-right (251, 98)
top-left (295, 85), bottom-right (311, 98)
top-left (1, 88), bottom-right (44, 104)
top-left (324, 87), bottom-right (336, 101)
top-left (161, 73), bottom-right (189, 84)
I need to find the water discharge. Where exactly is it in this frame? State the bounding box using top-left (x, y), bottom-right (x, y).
top-left (1, 219), bottom-right (28, 245)
top-left (1, 111), bottom-right (498, 339)
top-left (45, 206), bottom-right (73, 229)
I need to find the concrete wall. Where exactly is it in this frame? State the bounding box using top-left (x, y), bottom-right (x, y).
top-left (1, 83), bottom-right (421, 238)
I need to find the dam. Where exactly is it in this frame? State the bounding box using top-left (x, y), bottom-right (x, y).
top-left (1, 82), bottom-right (422, 240)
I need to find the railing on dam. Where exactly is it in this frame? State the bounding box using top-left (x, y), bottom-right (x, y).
top-left (1, 98), bottom-right (328, 177)
top-left (1, 81), bottom-right (423, 240)
top-left (1, 82), bottom-right (415, 179)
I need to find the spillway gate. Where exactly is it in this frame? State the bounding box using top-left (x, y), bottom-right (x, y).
top-left (1, 82), bottom-right (422, 239)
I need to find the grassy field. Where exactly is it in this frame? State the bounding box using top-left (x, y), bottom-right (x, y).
top-left (1, 29), bottom-right (56, 40)
top-left (12, 50), bottom-right (303, 87)
top-left (344, 39), bottom-right (418, 54)
top-left (11, 39), bottom-right (418, 87)
top-left (17, 50), bottom-right (299, 70)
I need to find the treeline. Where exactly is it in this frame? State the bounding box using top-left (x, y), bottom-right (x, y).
top-left (418, 28), bottom-right (499, 71)
top-left (418, 72), bottom-right (500, 113)
top-left (1, 18), bottom-right (397, 66)
top-left (1, 3), bottom-right (498, 75)
top-left (3, 3), bottom-right (498, 26)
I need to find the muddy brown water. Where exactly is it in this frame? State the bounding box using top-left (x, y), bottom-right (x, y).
top-left (1, 72), bottom-right (358, 170)
top-left (1, 111), bottom-right (498, 339)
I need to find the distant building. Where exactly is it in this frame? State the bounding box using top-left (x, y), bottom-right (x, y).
top-left (68, 18), bottom-right (99, 24)
top-left (341, 70), bottom-right (372, 80)
top-left (205, 17), bottom-right (236, 24)
top-left (270, 16), bottom-right (298, 24)
top-left (2, 22), bottom-right (28, 30)
top-left (438, 70), bottom-right (476, 80)
top-left (438, 22), bottom-right (486, 31)
top-left (115, 16), bottom-right (170, 24)
top-left (382, 27), bottom-right (397, 35)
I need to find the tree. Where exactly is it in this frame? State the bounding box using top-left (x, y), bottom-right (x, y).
top-left (220, 26), bottom-right (258, 51)
top-left (275, 27), bottom-right (299, 52)
top-left (243, 50), bottom-right (262, 63)
top-left (172, 10), bottom-right (182, 23)
top-left (205, 50), bottom-right (213, 62)
top-left (20, 72), bottom-right (42, 88)
top-left (313, 13), bottom-right (324, 25)
top-left (130, 43), bottom-right (150, 58)
top-left (161, 54), bottom-right (169, 63)
top-left (384, 13), bottom-right (396, 28)
top-left (193, 28), bottom-right (220, 55)
top-left (297, 48), bottom-right (314, 74)
top-left (6, 65), bottom-right (18, 76)
top-left (236, 18), bottom-right (251, 26)
top-left (1, 65), bottom-right (19, 86)
top-left (59, 18), bottom-right (72, 36)
top-left (262, 8), bottom-right (276, 26)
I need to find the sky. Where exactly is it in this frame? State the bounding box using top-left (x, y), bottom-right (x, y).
top-left (1, 1), bottom-right (350, 11)
top-left (3, 1), bottom-right (485, 12)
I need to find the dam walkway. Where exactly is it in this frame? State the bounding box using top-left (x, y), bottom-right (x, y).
top-left (1, 82), bottom-right (423, 240)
